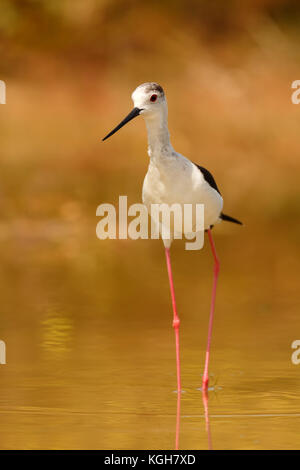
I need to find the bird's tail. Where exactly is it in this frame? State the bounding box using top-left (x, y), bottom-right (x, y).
top-left (220, 213), bottom-right (243, 225)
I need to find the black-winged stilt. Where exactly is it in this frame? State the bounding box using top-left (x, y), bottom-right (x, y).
top-left (102, 82), bottom-right (242, 392)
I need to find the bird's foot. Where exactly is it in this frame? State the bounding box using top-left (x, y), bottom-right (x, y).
top-left (202, 376), bottom-right (209, 391)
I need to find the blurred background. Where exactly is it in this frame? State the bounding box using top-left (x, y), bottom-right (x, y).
top-left (0, 0), bottom-right (300, 450)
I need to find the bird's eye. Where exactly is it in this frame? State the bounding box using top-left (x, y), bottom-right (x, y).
top-left (150, 94), bottom-right (157, 102)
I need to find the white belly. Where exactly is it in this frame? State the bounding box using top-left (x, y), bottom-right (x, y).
top-left (142, 154), bottom-right (223, 232)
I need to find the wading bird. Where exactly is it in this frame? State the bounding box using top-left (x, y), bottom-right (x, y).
top-left (102, 83), bottom-right (242, 391)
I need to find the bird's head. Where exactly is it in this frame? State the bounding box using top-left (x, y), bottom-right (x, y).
top-left (102, 82), bottom-right (166, 141)
top-left (131, 82), bottom-right (166, 118)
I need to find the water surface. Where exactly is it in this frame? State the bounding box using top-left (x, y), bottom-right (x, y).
top-left (0, 218), bottom-right (299, 450)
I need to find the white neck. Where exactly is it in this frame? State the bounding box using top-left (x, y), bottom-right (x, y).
top-left (144, 108), bottom-right (173, 159)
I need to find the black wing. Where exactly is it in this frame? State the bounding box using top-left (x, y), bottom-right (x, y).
top-left (193, 163), bottom-right (243, 225)
top-left (193, 163), bottom-right (221, 195)
top-left (220, 213), bottom-right (242, 225)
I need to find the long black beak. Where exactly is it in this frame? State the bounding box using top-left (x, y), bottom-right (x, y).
top-left (102, 107), bottom-right (142, 141)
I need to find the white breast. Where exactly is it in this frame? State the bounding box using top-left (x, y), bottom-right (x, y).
top-left (142, 152), bottom-right (223, 231)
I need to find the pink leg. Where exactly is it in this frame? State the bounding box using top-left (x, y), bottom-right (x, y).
top-left (202, 229), bottom-right (220, 390)
top-left (165, 247), bottom-right (181, 392)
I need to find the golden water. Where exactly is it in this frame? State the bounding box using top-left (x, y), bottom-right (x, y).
top-left (0, 217), bottom-right (299, 450)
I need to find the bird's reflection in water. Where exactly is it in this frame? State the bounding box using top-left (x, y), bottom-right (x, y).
top-left (202, 389), bottom-right (213, 450)
top-left (175, 392), bottom-right (181, 450)
top-left (174, 390), bottom-right (213, 450)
